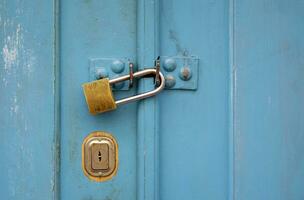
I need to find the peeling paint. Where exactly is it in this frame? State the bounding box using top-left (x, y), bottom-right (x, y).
top-left (0, 1), bottom-right (57, 199)
top-left (1, 19), bottom-right (36, 132)
top-left (1, 20), bottom-right (36, 80)
top-left (1, 18), bottom-right (37, 199)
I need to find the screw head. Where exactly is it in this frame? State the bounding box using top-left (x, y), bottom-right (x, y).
top-left (95, 67), bottom-right (108, 79)
top-left (163, 58), bottom-right (177, 72)
top-left (111, 60), bottom-right (125, 73)
top-left (165, 75), bottom-right (176, 88)
top-left (179, 66), bottom-right (192, 81)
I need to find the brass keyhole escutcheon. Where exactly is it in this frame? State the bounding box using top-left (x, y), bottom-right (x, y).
top-left (82, 131), bottom-right (118, 182)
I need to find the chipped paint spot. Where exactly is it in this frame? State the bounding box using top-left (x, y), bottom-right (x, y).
top-left (2, 23), bottom-right (21, 72)
top-left (3, 43), bottom-right (18, 70)
top-left (10, 95), bottom-right (19, 115)
top-left (2, 77), bottom-right (8, 86)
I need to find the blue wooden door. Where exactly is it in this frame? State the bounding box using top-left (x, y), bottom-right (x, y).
top-left (1, 0), bottom-right (304, 200)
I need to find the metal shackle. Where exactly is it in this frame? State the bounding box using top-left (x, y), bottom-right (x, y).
top-left (109, 68), bottom-right (165, 105)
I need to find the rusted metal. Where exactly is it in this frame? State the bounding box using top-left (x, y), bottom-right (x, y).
top-left (128, 62), bottom-right (134, 88)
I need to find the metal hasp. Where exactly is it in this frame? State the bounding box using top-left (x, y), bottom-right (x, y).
top-left (89, 56), bottom-right (199, 90)
top-left (82, 131), bottom-right (118, 182)
top-left (160, 56), bottom-right (199, 90)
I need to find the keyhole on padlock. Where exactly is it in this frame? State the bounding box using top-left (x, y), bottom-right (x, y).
top-left (98, 151), bottom-right (102, 162)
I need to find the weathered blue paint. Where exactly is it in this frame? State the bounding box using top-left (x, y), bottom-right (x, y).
top-left (0, 0), bottom-right (58, 199)
top-left (1, 0), bottom-right (304, 200)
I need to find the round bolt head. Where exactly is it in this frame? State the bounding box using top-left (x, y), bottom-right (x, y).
top-left (111, 60), bottom-right (125, 74)
top-left (95, 67), bottom-right (108, 79)
top-left (165, 75), bottom-right (176, 88)
top-left (179, 66), bottom-right (192, 81)
top-left (163, 58), bottom-right (177, 72)
top-left (113, 82), bottom-right (125, 90)
top-left (112, 75), bottom-right (125, 89)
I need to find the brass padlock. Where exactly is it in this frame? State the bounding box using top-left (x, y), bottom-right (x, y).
top-left (82, 79), bottom-right (117, 114)
top-left (82, 68), bottom-right (165, 115)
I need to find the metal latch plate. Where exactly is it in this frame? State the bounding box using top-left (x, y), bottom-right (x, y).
top-left (88, 55), bottom-right (199, 90)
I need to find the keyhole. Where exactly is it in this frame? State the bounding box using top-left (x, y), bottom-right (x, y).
top-left (98, 151), bottom-right (102, 162)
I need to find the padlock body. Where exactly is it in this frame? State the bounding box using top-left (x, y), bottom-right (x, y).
top-left (82, 79), bottom-right (117, 114)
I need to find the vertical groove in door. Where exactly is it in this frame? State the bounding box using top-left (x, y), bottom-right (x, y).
top-left (53, 0), bottom-right (60, 199)
top-left (136, 0), bottom-right (160, 200)
top-left (229, 0), bottom-right (236, 199)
